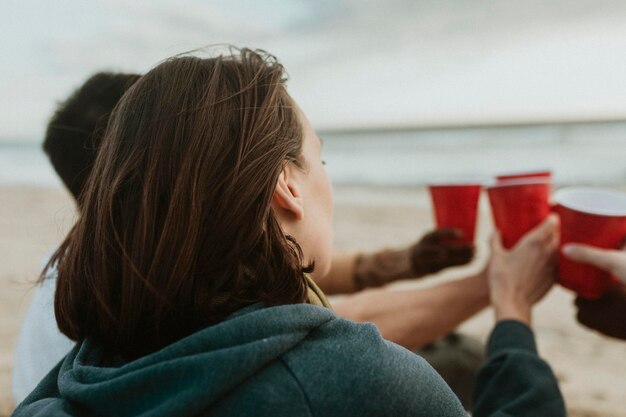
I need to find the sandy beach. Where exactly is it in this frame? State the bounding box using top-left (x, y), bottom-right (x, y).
top-left (1, 184), bottom-right (625, 416)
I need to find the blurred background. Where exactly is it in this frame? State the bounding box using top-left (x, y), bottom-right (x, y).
top-left (2, 0), bottom-right (626, 186)
top-left (1, 1), bottom-right (626, 416)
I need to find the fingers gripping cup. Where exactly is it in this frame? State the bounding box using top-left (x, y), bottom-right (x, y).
top-left (487, 179), bottom-right (552, 249)
top-left (554, 188), bottom-right (626, 299)
top-left (428, 183), bottom-right (482, 245)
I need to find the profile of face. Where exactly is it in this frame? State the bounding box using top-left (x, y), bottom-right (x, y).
top-left (272, 104), bottom-right (334, 279)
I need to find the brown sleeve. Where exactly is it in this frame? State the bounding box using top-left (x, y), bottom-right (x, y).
top-left (354, 247), bottom-right (414, 290)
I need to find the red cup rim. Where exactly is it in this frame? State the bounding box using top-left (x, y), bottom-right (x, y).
top-left (428, 182), bottom-right (483, 188)
top-left (553, 187), bottom-right (626, 217)
top-left (486, 178), bottom-right (552, 189)
top-left (496, 169), bottom-right (552, 180)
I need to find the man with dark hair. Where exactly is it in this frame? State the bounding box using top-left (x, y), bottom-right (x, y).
top-left (43, 72), bottom-right (141, 202)
top-left (14, 71), bottom-right (485, 408)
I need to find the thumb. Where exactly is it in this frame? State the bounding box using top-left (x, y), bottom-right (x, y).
top-left (562, 244), bottom-right (619, 273)
top-left (522, 214), bottom-right (559, 245)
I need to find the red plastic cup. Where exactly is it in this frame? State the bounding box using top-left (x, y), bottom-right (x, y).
top-left (487, 179), bottom-right (552, 249)
top-left (428, 183), bottom-right (482, 244)
top-left (496, 169), bottom-right (552, 183)
top-left (553, 188), bottom-right (626, 299)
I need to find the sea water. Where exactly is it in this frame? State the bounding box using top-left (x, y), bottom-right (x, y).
top-left (1, 121), bottom-right (625, 188)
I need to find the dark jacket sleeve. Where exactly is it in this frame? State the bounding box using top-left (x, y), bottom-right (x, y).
top-left (473, 320), bottom-right (566, 417)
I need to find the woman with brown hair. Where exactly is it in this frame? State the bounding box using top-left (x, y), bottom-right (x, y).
top-left (11, 70), bottom-right (480, 409)
top-left (12, 48), bottom-right (564, 416)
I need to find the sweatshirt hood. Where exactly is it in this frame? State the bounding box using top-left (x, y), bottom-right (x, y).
top-left (25, 303), bottom-right (334, 417)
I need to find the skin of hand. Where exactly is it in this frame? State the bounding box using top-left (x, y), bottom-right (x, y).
top-left (573, 286), bottom-right (626, 340)
top-left (353, 229), bottom-right (475, 290)
top-left (562, 243), bottom-right (626, 285)
top-left (486, 215), bottom-right (560, 326)
top-left (333, 268), bottom-right (489, 349)
top-left (562, 243), bottom-right (626, 339)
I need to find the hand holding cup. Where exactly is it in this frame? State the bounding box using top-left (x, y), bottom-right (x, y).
top-left (353, 229), bottom-right (475, 289)
top-left (562, 243), bottom-right (626, 285)
top-left (486, 215), bottom-right (560, 325)
top-left (410, 228), bottom-right (475, 276)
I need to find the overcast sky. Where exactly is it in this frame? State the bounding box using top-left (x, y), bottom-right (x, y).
top-left (2, 0), bottom-right (626, 141)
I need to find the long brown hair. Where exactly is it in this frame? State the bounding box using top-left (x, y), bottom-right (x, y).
top-left (46, 48), bottom-right (312, 360)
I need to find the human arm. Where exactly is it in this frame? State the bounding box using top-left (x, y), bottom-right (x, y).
top-left (473, 215), bottom-right (566, 416)
top-left (317, 229), bottom-right (474, 295)
top-left (473, 320), bottom-right (566, 417)
top-left (332, 271), bottom-right (489, 349)
top-left (561, 243), bottom-right (626, 339)
top-left (486, 216), bottom-right (559, 326)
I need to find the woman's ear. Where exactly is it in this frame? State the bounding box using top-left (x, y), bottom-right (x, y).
top-left (272, 169), bottom-right (304, 220)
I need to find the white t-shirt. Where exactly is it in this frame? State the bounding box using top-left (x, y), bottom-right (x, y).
top-left (12, 266), bottom-right (74, 403)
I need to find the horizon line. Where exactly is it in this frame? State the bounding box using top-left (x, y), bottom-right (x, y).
top-left (3, 116), bottom-right (626, 144)
top-left (316, 116), bottom-right (626, 135)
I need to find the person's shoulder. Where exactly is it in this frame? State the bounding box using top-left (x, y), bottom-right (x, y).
top-left (308, 314), bottom-right (402, 360)
top-left (311, 317), bottom-right (459, 391)
top-left (283, 316), bottom-right (466, 416)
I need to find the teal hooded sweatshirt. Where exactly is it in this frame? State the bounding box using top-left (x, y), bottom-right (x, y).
top-left (12, 304), bottom-right (564, 417)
